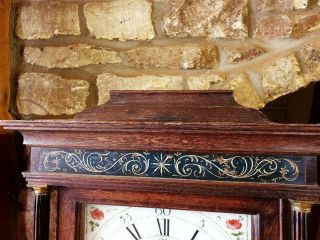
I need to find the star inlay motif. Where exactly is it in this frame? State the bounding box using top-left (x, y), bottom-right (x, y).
top-left (152, 154), bottom-right (172, 176)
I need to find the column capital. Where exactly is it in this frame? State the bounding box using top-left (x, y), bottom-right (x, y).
top-left (290, 200), bottom-right (317, 214)
top-left (31, 185), bottom-right (48, 195)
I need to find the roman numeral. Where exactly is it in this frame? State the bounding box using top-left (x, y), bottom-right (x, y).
top-left (157, 218), bottom-right (170, 236)
top-left (126, 224), bottom-right (141, 240)
top-left (190, 230), bottom-right (199, 240)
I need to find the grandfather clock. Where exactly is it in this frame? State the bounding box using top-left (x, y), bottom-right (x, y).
top-left (2, 91), bottom-right (320, 240)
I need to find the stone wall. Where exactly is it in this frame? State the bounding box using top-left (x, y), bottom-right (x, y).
top-left (10, 0), bottom-right (320, 119)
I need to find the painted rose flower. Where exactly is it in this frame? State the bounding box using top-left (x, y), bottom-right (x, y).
top-left (226, 219), bottom-right (242, 230)
top-left (90, 208), bottom-right (104, 220)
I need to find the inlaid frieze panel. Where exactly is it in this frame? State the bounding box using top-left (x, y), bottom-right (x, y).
top-left (35, 148), bottom-right (306, 185)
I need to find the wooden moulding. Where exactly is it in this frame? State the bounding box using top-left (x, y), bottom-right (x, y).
top-left (1, 91), bottom-right (320, 155)
top-left (22, 172), bottom-right (320, 200)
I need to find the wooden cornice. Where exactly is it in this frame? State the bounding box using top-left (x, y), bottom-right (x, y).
top-left (1, 91), bottom-right (320, 155)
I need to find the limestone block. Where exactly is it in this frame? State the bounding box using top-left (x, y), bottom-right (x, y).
top-left (96, 73), bottom-right (183, 105)
top-left (256, 0), bottom-right (293, 12)
top-left (294, 0), bottom-right (308, 9)
top-left (83, 0), bottom-right (154, 41)
top-left (259, 55), bottom-right (305, 102)
top-left (163, 0), bottom-right (248, 39)
top-left (17, 73), bottom-right (89, 115)
top-left (16, 3), bottom-right (80, 40)
top-left (297, 42), bottom-right (320, 80)
top-left (292, 13), bottom-right (320, 37)
top-left (126, 44), bottom-right (218, 69)
top-left (24, 44), bottom-right (121, 68)
top-left (222, 45), bottom-right (265, 63)
top-left (187, 74), bottom-right (226, 90)
top-left (255, 15), bottom-right (294, 40)
top-left (230, 75), bottom-right (265, 109)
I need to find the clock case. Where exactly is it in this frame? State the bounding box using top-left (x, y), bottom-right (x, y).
top-left (2, 91), bottom-right (320, 240)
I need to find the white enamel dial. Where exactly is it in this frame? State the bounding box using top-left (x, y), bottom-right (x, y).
top-left (84, 204), bottom-right (252, 240)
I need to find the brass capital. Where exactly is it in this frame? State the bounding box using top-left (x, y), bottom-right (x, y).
top-left (290, 200), bottom-right (316, 214)
top-left (32, 185), bottom-right (48, 195)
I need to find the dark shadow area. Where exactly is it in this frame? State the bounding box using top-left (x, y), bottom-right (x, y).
top-left (0, 131), bottom-right (24, 240)
top-left (311, 205), bottom-right (320, 240)
top-left (310, 82), bottom-right (320, 124)
top-left (262, 82), bottom-right (320, 124)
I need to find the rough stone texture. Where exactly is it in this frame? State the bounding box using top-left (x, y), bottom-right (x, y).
top-left (24, 44), bottom-right (121, 69)
top-left (230, 75), bottom-right (265, 109)
top-left (17, 73), bottom-right (89, 115)
top-left (256, 0), bottom-right (293, 12)
top-left (11, 0), bottom-right (320, 115)
top-left (255, 15), bottom-right (294, 40)
top-left (16, 3), bottom-right (80, 40)
top-left (83, 0), bottom-right (154, 41)
top-left (187, 74), bottom-right (226, 90)
top-left (222, 45), bottom-right (266, 63)
top-left (297, 42), bottom-right (320, 80)
top-left (294, 0), bottom-right (308, 9)
top-left (164, 0), bottom-right (248, 39)
top-left (126, 44), bottom-right (218, 69)
top-left (97, 73), bottom-right (183, 105)
top-left (292, 13), bottom-right (320, 37)
top-left (259, 55), bottom-right (305, 102)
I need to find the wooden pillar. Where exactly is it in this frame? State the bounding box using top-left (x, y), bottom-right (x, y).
top-left (290, 200), bottom-right (315, 240)
top-left (0, 1), bottom-right (16, 239)
top-left (33, 186), bottom-right (50, 240)
top-left (0, 0), bottom-right (11, 122)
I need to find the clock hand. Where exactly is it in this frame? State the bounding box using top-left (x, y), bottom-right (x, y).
top-left (190, 230), bottom-right (199, 240)
top-left (126, 224), bottom-right (142, 240)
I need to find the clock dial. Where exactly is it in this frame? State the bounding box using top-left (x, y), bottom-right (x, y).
top-left (84, 204), bottom-right (252, 240)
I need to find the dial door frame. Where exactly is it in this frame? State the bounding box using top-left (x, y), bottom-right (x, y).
top-left (57, 187), bottom-right (280, 240)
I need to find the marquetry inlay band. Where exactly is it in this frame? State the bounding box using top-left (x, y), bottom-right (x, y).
top-left (36, 148), bottom-right (305, 184)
